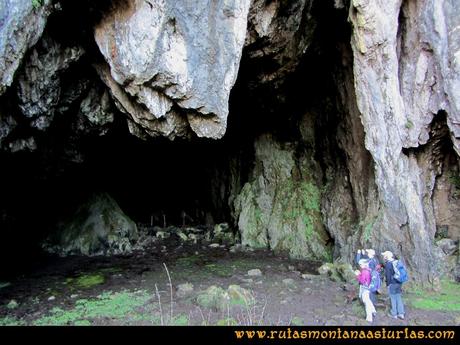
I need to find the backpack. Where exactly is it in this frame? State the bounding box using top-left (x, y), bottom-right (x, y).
top-left (368, 269), bottom-right (381, 292)
top-left (392, 260), bottom-right (408, 283)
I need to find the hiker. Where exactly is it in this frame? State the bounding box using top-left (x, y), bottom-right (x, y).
top-left (356, 248), bottom-right (379, 270)
top-left (381, 251), bottom-right (405, 320)
top-left (356, 249), bottom-right (381, 304)
top-left (354, 259), bottom-right (377, 323)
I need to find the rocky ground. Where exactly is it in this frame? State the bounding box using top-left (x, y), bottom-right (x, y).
top-left (0, 228), bottom-right (459, 326)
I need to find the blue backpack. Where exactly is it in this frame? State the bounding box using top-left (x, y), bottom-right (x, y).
top-left (392, 260), bottom-right (408, 283)
top-left (368, 269), bottom-right (381, 292)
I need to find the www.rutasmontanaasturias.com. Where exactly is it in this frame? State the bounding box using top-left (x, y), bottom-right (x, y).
top-left (233, 327), bottom-right (456, 340)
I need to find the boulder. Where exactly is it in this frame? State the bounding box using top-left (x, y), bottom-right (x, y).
top-left (6, 299), bottom-right (18, 309)
top-left (196, 285), bottom-right (254, 311)
top-left (211, 223), bottom-right (237, 246)
top-left (196, 286), bottom-right (227, 311)
top-left (247, 269), bottom-right (263, 277)
top-left (436, 239), bottom-right (458, 256)
top-left (227, 285), bottom-right (255, 307)
top-left (318, 262), bottom-right (356, 283)
top-left (43, 193), bottom-right (138, 256)
top-left (176, 283), bottom-right (194, 298)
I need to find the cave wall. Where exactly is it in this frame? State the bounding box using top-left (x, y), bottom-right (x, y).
top-left (347, 0), bottom-right (460, 282)
top-left (0, 0), bottom-right (459, 282)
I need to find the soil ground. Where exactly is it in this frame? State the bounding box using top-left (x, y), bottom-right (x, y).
top-left (0, 241), bottom-right (459, 326)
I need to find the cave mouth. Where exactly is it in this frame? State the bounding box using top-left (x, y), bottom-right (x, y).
top-left (0, 126), bottom-right (251, 278)
top-left (0, 0), bottom-right (351, 279)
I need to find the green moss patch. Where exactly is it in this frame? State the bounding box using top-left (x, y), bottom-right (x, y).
top-left (408, 280), bottom-right (460, 312)
top-left (66, 273), bottom-right (105, 289)
top-left (33, 290), bottom-right (151, 325)
top-left (0, 316), bottom-right (26, 326)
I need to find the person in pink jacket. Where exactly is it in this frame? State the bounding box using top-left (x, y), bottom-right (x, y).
top-left (355, 259), bottom-right (377, 323)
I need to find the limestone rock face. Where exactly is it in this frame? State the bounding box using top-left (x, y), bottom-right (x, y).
top-left (348, 0), bottom-right (460, 280)
top-left (74, 82), bottom-right (115, 136)
top-left (16, 35), bottom-right (85, 131)
top-left (244, 0), bottom-right (316, 86)
top-left (94, 0), bottom-right (251, 139)
top-left (43, 193), bottom-right (138, 256)
top-left (0, 0), bottom-right (52, 95)
top-left (234, 134), bottom-right (331, 261)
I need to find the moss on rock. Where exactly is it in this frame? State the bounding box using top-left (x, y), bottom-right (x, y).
top-left (234, 134), bottom-right (331, 261)
top-left (43, 193), bottom-right (138, 256)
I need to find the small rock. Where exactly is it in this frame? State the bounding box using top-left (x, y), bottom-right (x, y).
top-left (7, 299), bottom-right (18, 309)
top-left (70, 294), bottom-right (78, 299)
top-left (283, 278), bottom-right (296, 288)
top-left (279, 265), bottom-right (288, 272)
top-left (436, 238), bottom-right (458, 256)
top-left (240, 278), bottom-right (253, 284)
top-left (156, 231), bottom-right (170, 239)
top-left (177, 231), bottom-right (188, 242)
top-left (247, 269), bottom-right (262, 277)
top-left (318, 262), bottom-right (334, 275)
top-left (230, 244), bottom-right (242, 253)
top-left (303, 287), bottom-right (312, 294)
top-left (176, 283), bottom-right (194, 298)
top-left (209, 243), bottom-right (220, 248)
top-left (288, 265), bottom-right (295, 271)
top-left (301, 274), bottom-right (317, 280)
top-left (214, 223), bottom-right (230, 233)
top-left (454, 315), bottom-right (460, 326)
top-left (48, 296), bottom-right (56, 301)
top-left (188, 234), bottom-right (199, 244)
top-left (0, 282), bottom-right (11, 289)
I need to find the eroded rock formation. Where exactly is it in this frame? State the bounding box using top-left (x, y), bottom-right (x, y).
top-left (234, 133), bottom-right (331, 261)
top-left (0, 0), bottom-right (52, 95)
top-left (94, 0), bottom-right (251, 139)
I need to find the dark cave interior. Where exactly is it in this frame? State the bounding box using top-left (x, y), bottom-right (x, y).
top-left (0, 0), bottom-right (351, 278)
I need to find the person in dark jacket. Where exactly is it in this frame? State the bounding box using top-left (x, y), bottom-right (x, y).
top-left (381, 251), bottom-right (405, 320)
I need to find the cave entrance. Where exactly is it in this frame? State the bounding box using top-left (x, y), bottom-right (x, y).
top-left (79, 132), bottom-right (235, 229)
top-left (0, 0), bottom-right (351, 278)
top-left (0, 131), bottom-right (249, 279)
